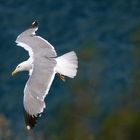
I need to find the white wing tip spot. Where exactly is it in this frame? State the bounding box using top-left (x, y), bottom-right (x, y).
top-left (27, 125), bottom-right (31, 130)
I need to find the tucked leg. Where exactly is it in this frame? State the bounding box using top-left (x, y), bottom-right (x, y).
top-left (58, 74), bottom-right (65, 82)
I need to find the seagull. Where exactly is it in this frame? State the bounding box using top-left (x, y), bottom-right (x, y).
top-left (12, 21), bottom-right (78, 130)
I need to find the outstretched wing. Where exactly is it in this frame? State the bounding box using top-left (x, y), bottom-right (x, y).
top-left (16, 21), bottom-right (57, 129)
top-left (16, 21), bottom-right (57, 58)
top-left (24, 57), bottom-right (56, 130)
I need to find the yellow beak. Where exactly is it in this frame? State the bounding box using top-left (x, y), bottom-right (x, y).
top-left (11, 69), bottom-right (17, 76)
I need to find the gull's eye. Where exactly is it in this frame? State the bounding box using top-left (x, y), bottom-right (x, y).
top-left (17, 66), bottom-right (20, 68)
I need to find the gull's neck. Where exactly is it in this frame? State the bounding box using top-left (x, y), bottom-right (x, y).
top-left (26, 59), bottom-right (33, 75)
top-left (21, 60), bottom-right (32, 71)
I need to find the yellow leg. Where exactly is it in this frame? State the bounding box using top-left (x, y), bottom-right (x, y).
top-left (59, 74), bottom-right (65, 82)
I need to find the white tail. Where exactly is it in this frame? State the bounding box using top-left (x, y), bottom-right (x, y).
top-left (55, 51), bottom-right (78, 78)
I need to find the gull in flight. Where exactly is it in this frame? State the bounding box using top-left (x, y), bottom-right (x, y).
top-left (12, 21), bottom-right (78, 130)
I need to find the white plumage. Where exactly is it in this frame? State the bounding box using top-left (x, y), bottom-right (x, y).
top-left (12, 21), bottom-right (78, 130)
top-left (55, 51), bottom-right (78, 78)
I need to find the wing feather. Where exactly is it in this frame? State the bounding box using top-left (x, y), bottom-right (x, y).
top-left (16, 24), bottom-right (57, 58)
top-left (16, 21), bottom-right (57, 129)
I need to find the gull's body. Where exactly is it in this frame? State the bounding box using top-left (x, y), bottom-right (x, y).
top-left (12, 21), bottom-right (78, 130)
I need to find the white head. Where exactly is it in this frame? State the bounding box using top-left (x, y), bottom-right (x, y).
top-left (12, 61), bottom-right (31, 76)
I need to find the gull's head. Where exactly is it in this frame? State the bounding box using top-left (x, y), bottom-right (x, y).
top-left (12, 61), bottom-right (30, 76)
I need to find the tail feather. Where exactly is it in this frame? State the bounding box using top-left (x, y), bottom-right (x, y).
top-left (55, 51), bottom-right (78, 78)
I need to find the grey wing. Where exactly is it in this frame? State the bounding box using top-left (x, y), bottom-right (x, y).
top-left (24, 57), bottom-right (56, 116)
top-left (16, 24), bottom-right (57, 58)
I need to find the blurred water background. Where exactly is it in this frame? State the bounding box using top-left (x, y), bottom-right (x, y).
top-left (0, 0), bottom-right (140, 139)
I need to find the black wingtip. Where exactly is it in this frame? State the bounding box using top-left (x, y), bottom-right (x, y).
top-left (30, 21), bottom-right (38, 28)
top-left (24, 109), bottom-right (40, 130)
